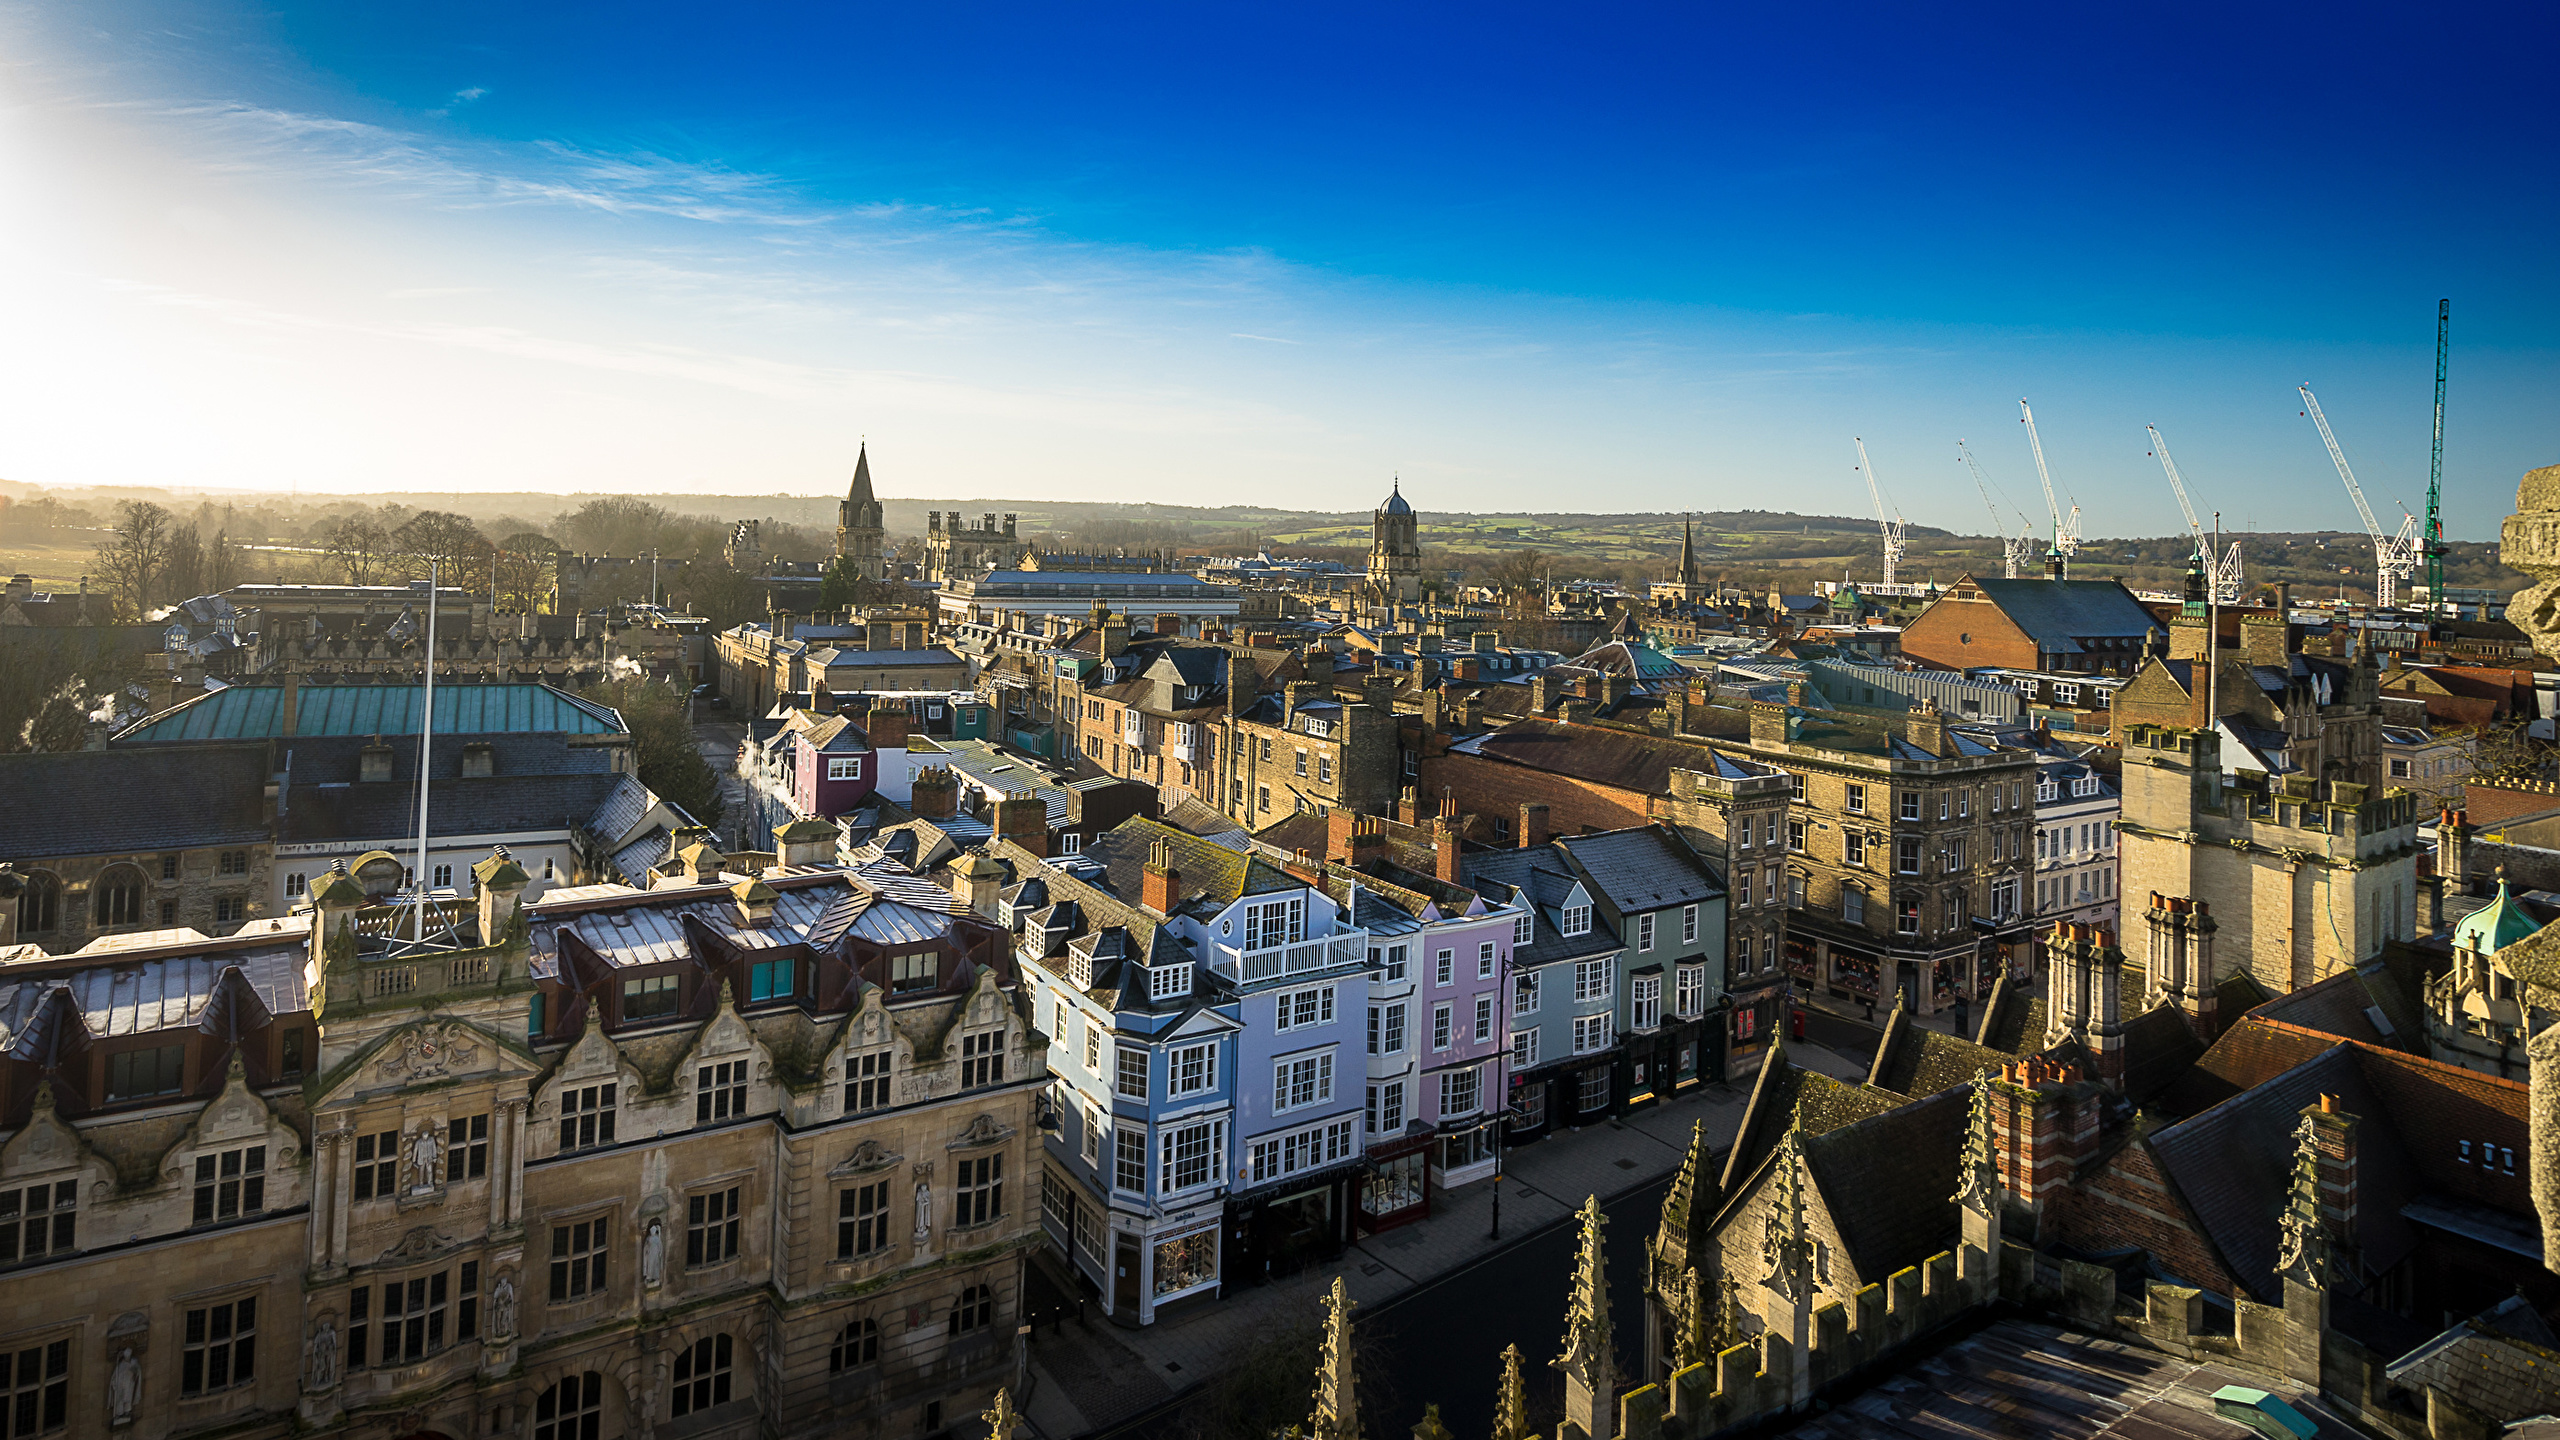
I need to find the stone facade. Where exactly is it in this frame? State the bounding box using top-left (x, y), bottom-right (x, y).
top-left (0, 845), bottom-right (1045, 1440)
top-left (835, 445), bottom-right (887, 582)
top-left (922, 514), bottom-right (1021, 585)
top-left (2116, 723), bottom-right (2422, 993)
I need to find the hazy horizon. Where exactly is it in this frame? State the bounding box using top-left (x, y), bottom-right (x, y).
top-left (4, 2), bottom-right (2554, 541)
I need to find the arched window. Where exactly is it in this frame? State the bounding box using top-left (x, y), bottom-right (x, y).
top-left (534, 1372), bottom-right (604, 1440)
top-left (829, 1317), bottom-right (879, 1373)
top-left (16, 871), bottom-right (60, 936)
top-left (671, 1333), bottom-right (732, 1417)
top-left (948, 1283), bottom-right (994, 1335)
top-left (92, 865), bottom-right (146, 929)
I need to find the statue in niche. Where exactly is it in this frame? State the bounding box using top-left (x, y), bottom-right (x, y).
top-left (488, 1272), bottom-right (517, 1337)
top-left (642, 1218), bottom-right (666, 1289)
top-left (108, 1348), bottom-right (140, 1426)
top-left (405, 1124), bottom-right (442, 1195)
top-left (305, 1317), bottom-right (338, 1391)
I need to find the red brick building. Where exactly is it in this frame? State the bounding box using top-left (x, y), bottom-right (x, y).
top-left (1900, 574), bottom-right (2163, 675)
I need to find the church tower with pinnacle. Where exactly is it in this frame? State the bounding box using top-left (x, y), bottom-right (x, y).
top-left (1366, 479), bottom-right (1422, 613)
top-left (835, 442), bottom-right (887, 581)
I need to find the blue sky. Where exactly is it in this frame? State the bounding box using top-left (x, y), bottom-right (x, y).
top-left (2, 0), bottom-right (2553, 539)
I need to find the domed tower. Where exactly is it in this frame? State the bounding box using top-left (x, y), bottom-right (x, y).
top-left (835, 443), bottom-right (886, 581)
top-left (1367, 479), bottom-right (1422, 609)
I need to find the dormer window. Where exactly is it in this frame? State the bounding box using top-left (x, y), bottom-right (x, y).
top-left (1561, 904), bottom-right (1592, 938)
top-left (1149, 963), bottom-right (1193, 1002)
top-left (891, 953), bottom-right (938, 994)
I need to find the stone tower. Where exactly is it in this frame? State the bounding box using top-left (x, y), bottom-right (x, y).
top-left (1366, 480), bottom-right (1421, 611)
top-left (835, 443), bottom-right (887, 581)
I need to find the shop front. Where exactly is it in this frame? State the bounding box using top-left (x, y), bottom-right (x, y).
top-left (1358, 1132), bottom-right (1433, 1234)
top-left (1616, 1015), bottom-right (1721, 1112)
top-left (1430, 1115), bottom-right (1501, 1191)
top-left (1224, 1163), bottom-right (1359, 1286)
top-left (1726, 982), bottom-right (1784, 1078)
top-left (1100, 1195), bottom-right (1227, 1327)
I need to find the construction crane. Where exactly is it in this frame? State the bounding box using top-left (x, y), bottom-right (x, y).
top-left (1854, 437), bottom-right (1908, 587)
top-left (2145, 425), bottom-right (2245, 603)
top-left (2425, 299), bottom-right (2450, 610)
top-left (2019, 400), bottom-right (2080, 574)
top-left (2299, 384), bottom-right (2421, 610)
top-left (1955, 439), bottom-right (2037, 579)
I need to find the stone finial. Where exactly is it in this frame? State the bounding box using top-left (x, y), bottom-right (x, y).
top-left (1491, 1344), bottom-right (1530, 1440)
top-left (1554, 1194), bottom-right (1617, 1438)
top-left (982, 1388), bottom-right (1021, 1440)
top-left (2272, 1112), bottom-right (2331, 1290)
top-left (1759, 1127), bottom-right (1814, 1305)
top-left (1309, 1274), bottom-right (1360, 1440)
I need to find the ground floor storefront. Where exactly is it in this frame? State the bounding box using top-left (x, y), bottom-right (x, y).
top-left (1785, 921), bottom-right (2029, 1019)
top-left (1223, 1163), bottom-right (1360, 1287)
top-left (1041, 1162), bottom-right (1226, 1328)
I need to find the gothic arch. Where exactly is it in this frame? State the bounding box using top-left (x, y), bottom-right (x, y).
top-left (14, 869), bottom-right (60, 936)
top-left (91, 864), bottom-right (146, 929)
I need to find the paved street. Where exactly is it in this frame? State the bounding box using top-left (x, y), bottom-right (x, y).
top-left (691, 715), bottom-right (752, 848)
top-left (1020, 1032), bottom-right (1881, 1440)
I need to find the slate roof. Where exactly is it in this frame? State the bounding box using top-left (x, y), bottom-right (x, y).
top-left (1459, 719), bottom-right (1736, 796)
top-left (1161, 795), bottom-right (1252, 851)
top-left (1715, 1045), bottom-right (1903, 1202)
top-left (1083, 815), bottom-right (1297, 915)
top-left (279, 733), bottom-right (617, 784)
top-left (0, 745), bottom-right (273, 857)
top-left (808, 647), bottom-right (965, 670)
top-left (1554, 825), bottom-right (1722, 913)
top-left (0, 944), bottom-right (309, 1050)
top-left (284, 771), bottom-right (626, 845)
top-left (2146, 1044), bottom-right (2423, 1303)
top-left (1957, 577), bottom-right (2162, 651)
top-left (1801, 1084), bottom-right (1970, 1282)
top-left (1461, 847), bottom-right (1623, 968)
top-left (2386, 1299), bottom-right (2560, 1424)
top-left (114, 682), bottom-right (625, 742)
top-left (1867, 1014), bottom-right (2009, 1098)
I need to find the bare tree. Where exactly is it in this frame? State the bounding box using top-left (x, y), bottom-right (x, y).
top-left (391, 511), bottom-right (496, 591)
top-left (92, 501), bottom-right (174, 619)
top-left (324, 516), bottom-right (392, 584)
top-left (493, 532), bottom-right (561, 613)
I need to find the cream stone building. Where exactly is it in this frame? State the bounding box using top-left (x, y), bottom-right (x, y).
top-left (0, 829), bottom-right (1044, 1440)
top-left (2116, 722), bottom-right (2422, 994)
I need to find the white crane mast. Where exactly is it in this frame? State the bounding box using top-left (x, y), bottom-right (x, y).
top-left (1956, 439), bottom-right (2035, 580)
top-left (1854, 437), bottom-right (1908, 588)
top-left (2298, 384), bottom-right (2420, 610)
top-left (2146, 425), bottom-right (2244, 604)
top-left (2019, 400), bottom-right (2080, 572)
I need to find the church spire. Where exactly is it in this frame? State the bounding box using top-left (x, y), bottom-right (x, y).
top-left (1677, 515), bottom-right (1700, 587)
top-left (847, 442), bottom-right (875, 505)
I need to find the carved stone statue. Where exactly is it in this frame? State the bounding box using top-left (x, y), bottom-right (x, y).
top-left (912, 1178), bottom-right (933, 1243)
top-left (305, 1317), bottom-right (338, 1391)
top-left (488, 1272), bottom-right (517, 1337)
top-left (641, 1218), bottom-right (666, 1289)
top-left (108, 1348), bottom-right (140, 1426)
top-left (405, 1124), bottom-right (442, 1195)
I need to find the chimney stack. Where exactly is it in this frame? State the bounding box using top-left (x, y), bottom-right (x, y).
top-left (864, 704), bottom-right (912, 752)
top-left (1906, 698), bottom-right (1947, 758)
top-left (910, 765), bottom-right (960, 820)
top-left (994, 791), bottom-right (1049, 858)
top-left (1518, 802), bottom-right (1550, 850)
top-left (1140, 837), bottom-right (1181, 915)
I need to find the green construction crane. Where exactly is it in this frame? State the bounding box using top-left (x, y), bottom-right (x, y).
top-left (2426, 299), bottom-right (2449, 609)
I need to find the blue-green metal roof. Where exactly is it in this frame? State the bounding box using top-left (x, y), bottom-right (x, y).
top-left (113, 683), bottom-right (626, 743)
top-left (2454, 880), bottom-right (2542, 956)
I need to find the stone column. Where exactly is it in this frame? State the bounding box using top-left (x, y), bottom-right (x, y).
top-left (488, 1101), bottom-right (516, 1233)
top-left (309, 1129), bottom-right (340, 1271)
top-left (327, 1124), bottom-right (353, 1269)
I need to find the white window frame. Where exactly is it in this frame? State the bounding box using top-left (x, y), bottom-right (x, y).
top-left (1165, 1041), bottom-right (1219, 1098)
top-left (1675, 964), bottom-right (1705, 1018)
top-left (1513, 972), bottom-right (1541, 1017)
top-left (1681, 905), bottom-right (1698, 944)
top-left (1478, 942), bottom-right (1497, 979)
top-left (1432, 1002), bottom-right (1453, 1052)
top-left (1511, 1027), bottom-right (1540, 1068)
top-left (1149, 963), bottom-right (1192, 1001)
top-left (1440, 1066), bottom-right (1483, 1118)
top-left (1272, 1052), bottom-right (1336, 1113)
top-left (1572, 1013), bottom-right (1614, 1055)
top-left (1512, 911), bottom-right (1534, 946)
top-left (1632, 974), bottom-right (1661, 1031)
top-left (1274, 984), bottom-right (1335, 1032)
top-left (1573, 959), bottom-right (1612, 1002)
top-left (826, 756), bottom-right (863, 781)
top-left (1637, 913), bottom-right (1655, 952)
top-left (1157, 1119), bottom-right (1226, 1194)
top-left (1560, 904), bottom-right (1592, 938)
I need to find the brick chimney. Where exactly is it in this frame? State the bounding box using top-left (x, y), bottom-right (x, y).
top-left (864, 704), bottom-right (912, 752)
top-left (1156, 612), bottom-right (1183, 639)
top-left (1518, 803), bottom-right (1550, 850)
top-left (994, 791), bottom-right (1049, 858)
top-left (1141, 838), bottom-right (1181, 914)
top-left (1984, 1053), bottom-right (2101, 1241)
top-left (910, 765), bottom-right (959, 820)
top-left (1531, 673), bottom-right (1558, 713)
top-left (1906, 698), bottom-right (1947, 758)
top-left (1398, 786), bottom-right (1423, 826)
top-left (1432, 807), bottom-right (1463, 885)
top-left (2306, 1096), bottom-right (2360, 1249)
top-left (2241, 615), bottom-right (2290, 667)
top-left (1749, 701), bottom-right (1788, 745)
top-left (1102, 612), bottom-right (1130, 658)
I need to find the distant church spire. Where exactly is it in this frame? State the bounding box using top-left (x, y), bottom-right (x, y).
top-left (1677, 516), bottom-right (1700, 587)
top-left (847, 442), bottom-right (875, 506)
top-left (834, 442), bottom-right (886, 581)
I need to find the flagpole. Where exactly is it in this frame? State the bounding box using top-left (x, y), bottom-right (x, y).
top-left (414, 560), bottom-right (437, 943)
